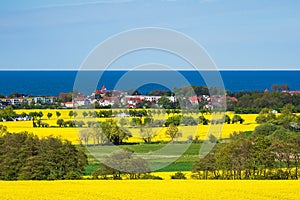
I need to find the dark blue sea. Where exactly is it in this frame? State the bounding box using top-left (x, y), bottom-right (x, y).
top-left (0, 70), bottom-right (299, 96)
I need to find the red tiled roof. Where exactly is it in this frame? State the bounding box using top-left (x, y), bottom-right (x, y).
top-left (227, 96), bottom-right (238, 102)
top-left (64, 102), bottom-right (74, 105)
top-left (188, 96), bottom-right (201, 102)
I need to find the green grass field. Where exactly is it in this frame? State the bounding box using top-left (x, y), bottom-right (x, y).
top-left (83, 143), bottom-right (208, 174)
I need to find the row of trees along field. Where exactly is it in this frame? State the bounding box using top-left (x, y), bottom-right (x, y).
top-left (31, 109), bottom-right (242, 127)
top-left (0, 129), bottom-right (87, 180)
top-left (193, 104), bottom-right (300, 180)
top-left (77, 113), bottom-right (244, 146)
top-left (78, 118), bottom-right (181, 145)
top-left (228, 86), bottom-right (300, 113)
top-left (192, 133), bottom-right (300, 180)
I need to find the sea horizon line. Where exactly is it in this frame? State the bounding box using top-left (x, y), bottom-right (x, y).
top-left (0, 68), bottom-right (300, 71)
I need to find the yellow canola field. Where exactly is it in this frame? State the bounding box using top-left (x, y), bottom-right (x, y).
top-left (0, 180), bottom-right (299, 200)
top-left (0, 110), bottom-right (259, 144)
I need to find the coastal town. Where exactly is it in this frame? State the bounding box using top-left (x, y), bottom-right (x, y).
top-left (0, 85), bottom-right (213, 109)
top-left (2, 84), bottom-right (300, 113)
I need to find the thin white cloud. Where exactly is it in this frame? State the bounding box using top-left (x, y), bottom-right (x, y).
top-left (27, 0), bottom-right (217, 10)
top-left (31, 0), bottom-right (135, 10)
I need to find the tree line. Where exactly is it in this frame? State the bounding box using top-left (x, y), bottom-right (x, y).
top-left (0, 130), bottom-right (87, 180)
top-left (192, 133), bottom-right (300, 180)
top-left (192, 104), bottom-right (300, 180)
top-left (228, 89), bottom-right (300, 113)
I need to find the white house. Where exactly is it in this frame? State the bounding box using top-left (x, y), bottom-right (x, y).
top-left (63, 102), bottom-right (74, 108)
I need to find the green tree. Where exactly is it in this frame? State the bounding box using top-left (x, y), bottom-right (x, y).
top-left (92, 163), bottom-right (114, 179)
top-left (231, 115), bottom-right (245, 124)
top-left (225, 115), bottom-right (231, 124)
top-left (37, 111), bottom-right (43, 119)
top-left (271, 84), bottom-right (280, 92)
top-left (199, 115), bottom-right (209, 125)
top-left (289, 136), bottom-right (300, 179)
top-left (0, 106), bottom-right (17, 121)
top-left (158, 96), bottom-right (172, 109)
top-left (277, 104), bottom-right (298, 129)
top-left (100, 120), bottom-right (132, 145)
top-left (143, 117), bottom-right (153, 125)
top-left (166, 109), bottom-right (171, 116)
top-left (170, 172), bottom-right (187, 179)
top-left (29, 112), bottom-right (38, 127)
top-left (165, 115), bottom-right (181, 126)
top-left (82, 111), bottom-right (88, 119)
top-left (280, 84), bottom-right (290, 91)
top-left (130, 118), bottom-right (142, 127)
top-left (47, 112), bottom-right (53, 120)
top-left (268, 127), bottom-right (291, 141)
top-left (181, 116), bottom-right (197, 126)
top-left (0, 132), bottom-right (87, 180)
top-left (254, 123), bottom-right (278, 136)
top-left (69, 111), bottom-right (74, 119)
top-left (192, 153), bottom-right (217, 180)
top-left (73, 111), bottom-right (78, 118)
top-left (192, 132), bottom-right (300, 180)
top-left (20, 112), bottom-right (27, 118)
top-left (57, 119), bottom-right (65, 127)
top-left (165, 123), bottom-right (181, 142)
top-left (255, 108), bottom-right (276, 124)
top-left (36, 119), bottom-right (42, 127)
top-left (248, 135), bottom-right (274, 179)
top-left (75, 120), bottom-right (85, 128)
top-left (64, 171), bottom-right (81, 180)
top-left (56, 111), bottom-right (61, 118)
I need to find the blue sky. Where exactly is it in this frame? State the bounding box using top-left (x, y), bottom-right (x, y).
top-left (0, 0), bottom-right (300, 70)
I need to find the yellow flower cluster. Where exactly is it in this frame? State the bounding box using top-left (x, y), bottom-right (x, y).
top-left (0, 180), bottom-right (299, 200)
top-left (0, 109), bottom-right (259, 144)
